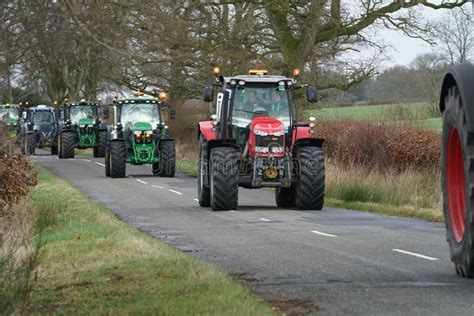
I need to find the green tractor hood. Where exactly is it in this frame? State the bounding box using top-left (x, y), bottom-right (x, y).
top-left (4, 116), bottom-right (17, 126)
top-left (133, 122), bottom-right (154, 131)
top-left (79, 117), bottom-right (94, 127)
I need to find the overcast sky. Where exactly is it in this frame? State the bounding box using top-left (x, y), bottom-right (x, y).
top-left (374, 2), bottom-right (472, 67)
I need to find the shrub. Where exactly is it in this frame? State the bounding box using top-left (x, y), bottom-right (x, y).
top-left (0, 155), bottom-right (37, 208)
top-left (318, 121), bottom-right (440, 172)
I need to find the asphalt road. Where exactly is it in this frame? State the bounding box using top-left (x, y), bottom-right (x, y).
top-left (32, 153), bottom-right (474, 315)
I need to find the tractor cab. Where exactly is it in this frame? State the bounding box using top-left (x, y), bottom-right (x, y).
top-left (198, 68), bottom-right (324, 211)
top-left (0, 104), bottom-right (20, 138)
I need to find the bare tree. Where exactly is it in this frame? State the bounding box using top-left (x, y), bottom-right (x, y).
top-left (431, 7), bottom-right (472, 64)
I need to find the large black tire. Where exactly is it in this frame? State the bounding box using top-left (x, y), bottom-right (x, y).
top-left (57, 134), bottom-right (63, 158)
top-left (60, 131), bottom-right (75, 159)
top-left (110, 141), bottom-right (126, 178)
top-left (105, 143), bottom-right (111, 177)
top-left (275, 185), bottom-right (296, 208)
top-left (441, 86), bottom-right (474, 278)
top-left (93, 130), bottom-right (107, 158)
top-left (197, 136), bottom-right (210, 207)
top-left (294, 147), bottom-right (325, 210)
top-left (209, 147), bottom-right (238, 211)
top-left (51, 135), bottom-right (58, 155)
top-left (153, 140), bottom-right (176, 177)
top-left (26, 133), bottom-right (35, 155)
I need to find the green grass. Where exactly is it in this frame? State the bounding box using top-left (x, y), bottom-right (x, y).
top-left (27, 166), bottom-right (275, 315)
top-left (308, 102), bottom-right (442, 131)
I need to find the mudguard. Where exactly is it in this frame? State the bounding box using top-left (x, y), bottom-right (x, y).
top-left (291, 125), bottom-right (324, 152)
top-left (440, 63), bottom-right (474, 132)
top-left (198, 121), bottom-right (217, 142)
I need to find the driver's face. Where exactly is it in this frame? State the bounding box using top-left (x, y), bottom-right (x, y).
top-left (250, 93), bottom-right (257, 102)
top-left (272, 91), bottom-right (280, 101)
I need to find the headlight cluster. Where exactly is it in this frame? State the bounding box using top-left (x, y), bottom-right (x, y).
top-left (134, 130), bottom-right (154, 143)
top-left (254, 129), bottom-right (285, 137)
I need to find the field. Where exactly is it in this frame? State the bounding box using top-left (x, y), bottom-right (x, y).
top-left (307, 102), bottom-right (442, 131)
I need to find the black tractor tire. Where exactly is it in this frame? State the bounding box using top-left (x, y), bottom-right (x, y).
top-left (60, 131), bottom-right (75, 159)
top-left (294, 146), bottom-right (325, 210)
top-left (50, 140), bottom-right (58, 155)
top-left (441, 86), bottom-right (474, 278)
top-left (197, 136), bottom-right (210, 207)
top-left (93, 130), bottom-right (107, 158)
top-left (57, 134), bottom-right (63, 158)
top-left (275, 185), bottom-right (296, 208)
top-left (153, 140), bottom-right (176, 177)
top-left (26, 133), bottom-right (36, 155)
top-left (209, 147), bottom-right (238, 211)
top-left (105, 143), bottom-right (111, 177)
top-left (109, 141), bottom-right (126, 178)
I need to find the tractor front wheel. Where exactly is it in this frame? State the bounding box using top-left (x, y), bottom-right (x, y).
top-left (442, 86), bottom-right (474, 278)
top-left (26, 133), bottom-right (36, 155)
top-left (153, 140), bottom-right (176, 177)
top-left (93, 130), bottom-right (107, 158)
top-left (105, 143), bottom-right (111, 177)
top-left (109, 141), bottom-right (126, 178)
top-left (197, 136), bottom-right (210, 207)
top-left (60, 131), bottom-right (75, 159)
top-left (209, 147), bottom-right (238, 211)
top-left (294, 146), bottom-right (325, 210)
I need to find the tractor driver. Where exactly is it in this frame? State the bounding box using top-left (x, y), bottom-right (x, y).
top-left (268, 89), bottom-right (285, 116)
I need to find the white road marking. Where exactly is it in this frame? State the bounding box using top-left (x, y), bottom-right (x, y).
top-left (94, 162), bottom-right (105, 167)
top-left (168, 189), bottom-right (183, 195)
top-left (193, 198), bottom-right (199, 202)
top-left (392, 249), bottom-right (438, 261)
top-left (152, 185), bottom-right (164, 189)
top-left (81, 159), bottom-right (92, 162)
top-left (260, 218), bottom-right (271, 222)
top-left (311, 230), bottom-right (338, 238)
top-left (136, 179), bottom-right (148, 185)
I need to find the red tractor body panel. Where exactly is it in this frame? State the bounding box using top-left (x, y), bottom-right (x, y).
top-left (249, 116), bottom-right (286, 158)
top-left (198, 121), bottom-right (216, 141)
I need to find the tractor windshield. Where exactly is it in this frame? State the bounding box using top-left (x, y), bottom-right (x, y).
top-left (0, 108), bottom-right (19, 120)
top-left (33, 111), bottom-right (54, 125)
top-left (120, 102), bottom-right (160, 130)
top-left (232, 84), bottom-right (290, 128)
top-left (70, 105), bottom-right (97, 124)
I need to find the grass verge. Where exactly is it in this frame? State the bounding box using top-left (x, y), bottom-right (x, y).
top-left (27, 166), bottom-right (274, 315)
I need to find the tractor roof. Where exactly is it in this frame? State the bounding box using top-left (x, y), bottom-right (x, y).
top-left (31, 105), bottom-right (54, 111)
top-left (0, 104), bottom-right (20, 108)
top-left (118, 96), bottom-right (160, 104)
top-left (223, 75), bottom-right (295, 84)
top-left (68, 101), bottom-right (98, 106)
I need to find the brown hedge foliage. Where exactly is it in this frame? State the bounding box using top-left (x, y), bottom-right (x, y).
top-left (0, 154), bottom-right (37, 208)
top-left (317, 121), bottom-right (440, 172)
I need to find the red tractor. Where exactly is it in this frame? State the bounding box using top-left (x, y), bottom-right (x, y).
top-left (197, 68), bottom-right (325, 211)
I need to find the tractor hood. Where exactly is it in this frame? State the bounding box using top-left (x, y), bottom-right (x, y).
top-left (250, 116), bottom-right (285, 136)
top-left (3, 117), bottom-right (17, 126)
top-left (78, 117), bottom-right (94, 127)
top-left (133, 122), bottom-right (153, 131)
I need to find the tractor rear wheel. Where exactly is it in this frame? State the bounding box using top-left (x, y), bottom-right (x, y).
top-left (60, 131), bottom-right (75, 159)
top-left (50, 143), bottom-right (58, 155)
top-left (197, 136), bottom-right (210, 207)
top-left (209, 147), bottom-right (238, 211)
top-left (109, 141), bottom-right (126, 178)
top-left (442, 86), bottom-right (474, 278)
top-left (153, 140), bottom-right (176, 177)
top-left (294, 146), bottom-right (325, 210)
top-left (105, 143), bottom-right (111, 177)
top-left (93, 130), bottom-right (107, 158)
top-left (275, 185), bottom-right (296, 208)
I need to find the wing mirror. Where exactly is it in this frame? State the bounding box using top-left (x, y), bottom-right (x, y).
top-left (203, 86), bottom-right (214, 102)
top-left (22, 111), bottom-right (27, 120)
top-left (307, 85), bottom-right (318, 103)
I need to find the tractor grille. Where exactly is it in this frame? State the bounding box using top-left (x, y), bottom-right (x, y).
top-left (255, 134), bottom-right (284, 154)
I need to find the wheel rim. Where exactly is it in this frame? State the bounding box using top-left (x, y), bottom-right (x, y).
top-left (447, 125), bottom-right (466, 243)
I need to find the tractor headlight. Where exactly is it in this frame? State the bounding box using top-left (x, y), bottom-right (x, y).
top-left (79, 125), bottom-right (85, 128)
top-left (255, 146), bottom-right (269, 153)
top-left (254, 129), bottom-right (268, 136)
top-left (272, 130), bottom-right (285, 137)
top-left (270, 146), bottom-right (284, 153)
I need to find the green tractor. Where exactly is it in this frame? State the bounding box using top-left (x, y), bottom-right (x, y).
top-left (0, 104), bottom-right (20, 139)
top-left (57, 99), bottom-right (107, 159)
top-left (105, 94), bottom-right (176, 178)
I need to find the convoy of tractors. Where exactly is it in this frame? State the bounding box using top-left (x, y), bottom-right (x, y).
top-left (3, 65), bottom-right (473, 278)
